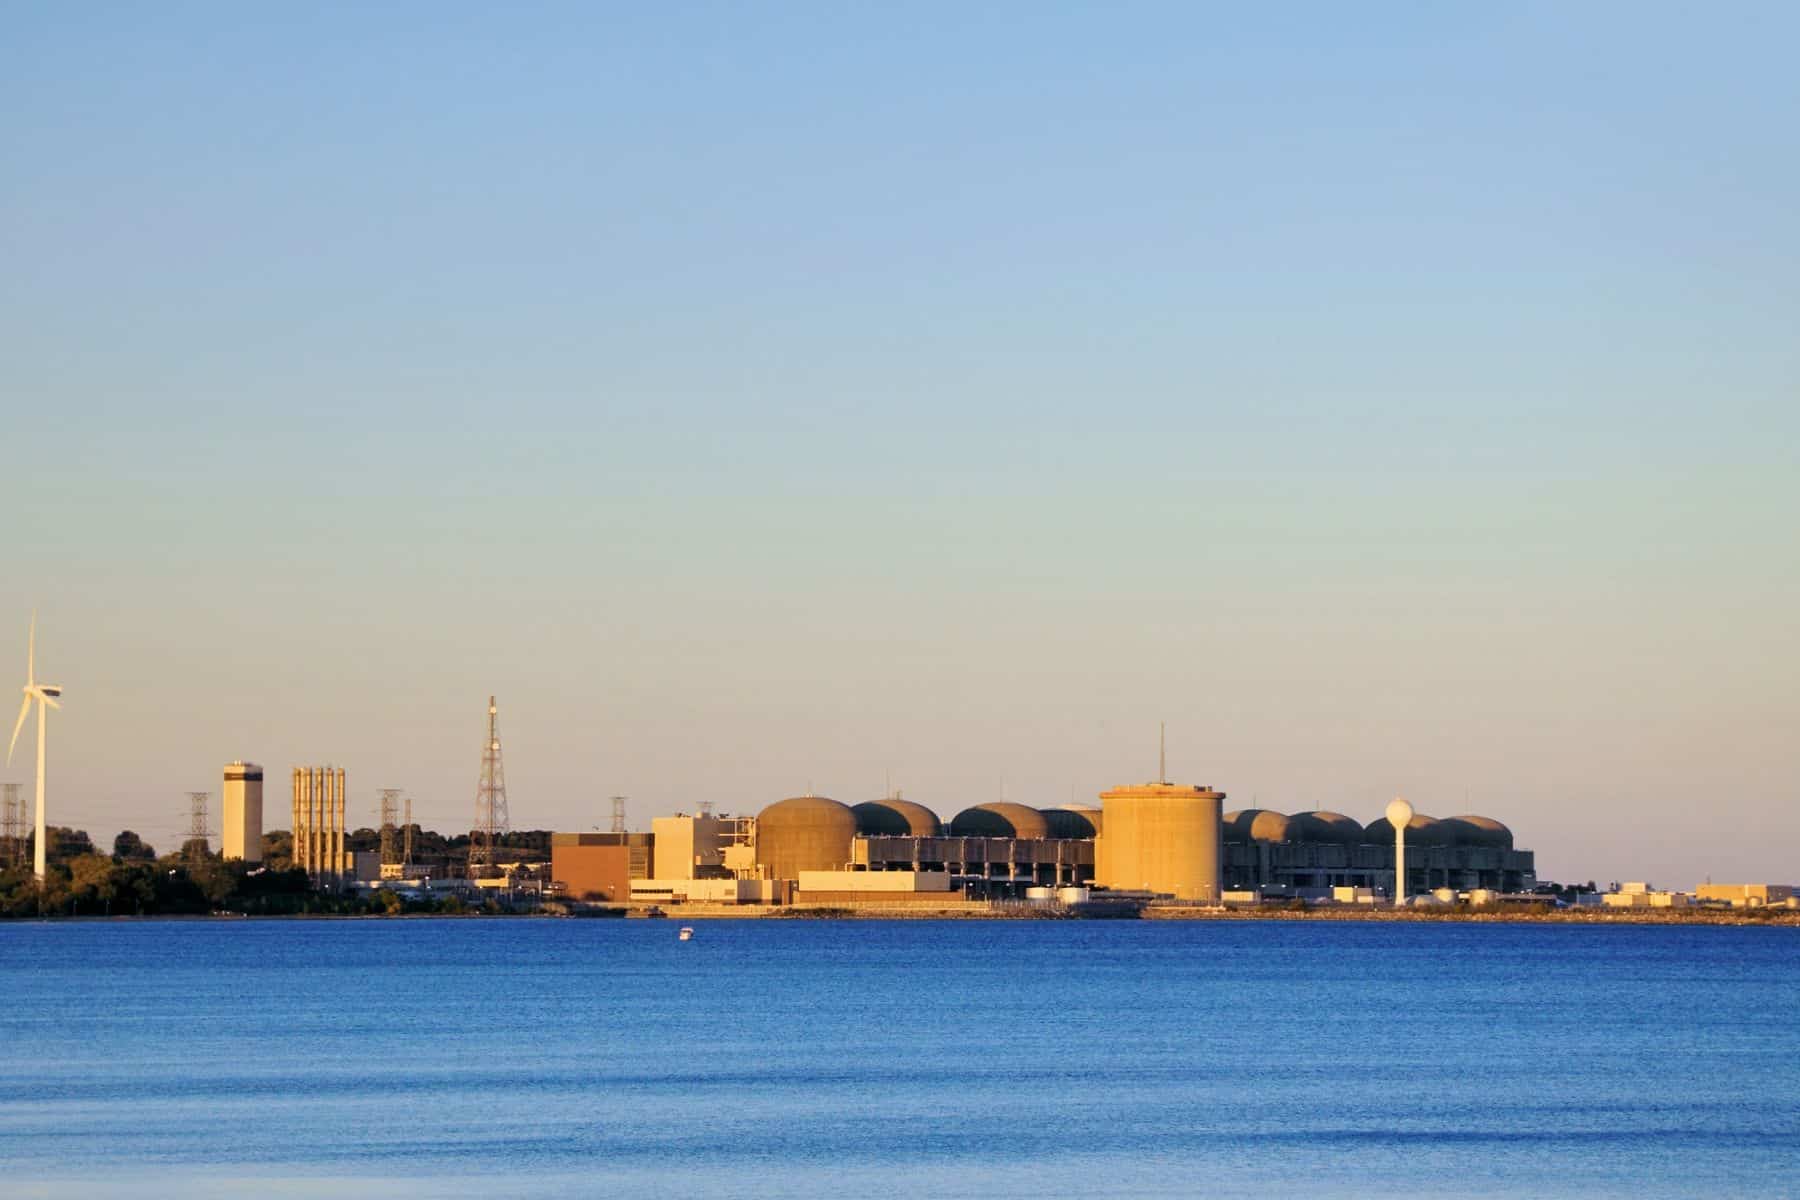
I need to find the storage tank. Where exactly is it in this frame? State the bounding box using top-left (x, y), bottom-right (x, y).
top-left (1040, 805), bottom-right (1102, 839)
top-left (1095, 782), bottom-right (1225, 902)
top-left (948, 802), bottom-right (1049, 840)
top-left (754, 796), bottom-right (856, 880)
top-left (850, 798), bottom-right (942, 837)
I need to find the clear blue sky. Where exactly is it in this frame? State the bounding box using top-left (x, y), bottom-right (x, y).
top-left (4, 3), bottom-right (1796, 884)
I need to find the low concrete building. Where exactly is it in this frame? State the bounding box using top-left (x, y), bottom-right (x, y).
top-left (1603, 882), bottom-right (1690, 908)
top-left (629, 877), bottom-right (775, 905)
top-left (652, 814), bottom-right (731, 880)
top-left (852, 835), bottom-right (1094, 887)
top-left (797, 870), bottom-right (951, 894)
top-left (551, 832), bottom-right (652, 902)
top-left (1695, 883), bottom-right (1795, 908)
top-left (350, 850), bottom-right (383, 882)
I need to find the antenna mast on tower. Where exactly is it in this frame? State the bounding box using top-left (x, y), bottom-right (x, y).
top-left (468, 696), bottom-right (510, 878)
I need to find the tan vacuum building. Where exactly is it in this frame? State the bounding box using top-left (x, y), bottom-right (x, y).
top-left (292, 766), bottom-right (349, 879)
top-left (1094, 781), bottom-right (1225, 902)
top-left (221, 761), bottom-right (264, 862)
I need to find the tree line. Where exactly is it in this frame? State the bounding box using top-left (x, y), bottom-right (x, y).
top-left (0, 823), bottom-right (557, 918)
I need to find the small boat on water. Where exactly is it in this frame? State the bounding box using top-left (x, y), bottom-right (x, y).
top-left (678, 926), bottom-right (694, 941)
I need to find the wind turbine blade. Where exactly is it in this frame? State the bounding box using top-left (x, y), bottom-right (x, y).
top-left (6, 695), bottom-right (26, 766)
top-left (26, 611), bottom-right (35, 687)
top-left (39, 693), bottom-right (60, 711)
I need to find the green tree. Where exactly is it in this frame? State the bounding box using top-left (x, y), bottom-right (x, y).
top-left (261, 830), bottom-right (294, 871)
top-left (151, 861), bottom-right (209, 914)
top-left (115, 862), bottom-right (157, 914)
top-left (67, 854), bottom-right (121, 915)
top-left (45, 827), bottom-right (95, 867)
top-left (112, 830), bottom-right (156, 862)
top-left (185, 853), bottom-right (238, 908)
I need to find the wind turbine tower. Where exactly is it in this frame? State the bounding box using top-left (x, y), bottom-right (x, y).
top-left (7, 614), bottom-right (63, 883)
top-left (468, 696), bottom-right (510, 879)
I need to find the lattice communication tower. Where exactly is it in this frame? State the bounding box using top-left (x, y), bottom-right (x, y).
top-left (468, 695), bottom-right (510, 878)
top-left (379, 789), bottom-right (402, 866)
top-left (610, 795), bottom-right (627, 834)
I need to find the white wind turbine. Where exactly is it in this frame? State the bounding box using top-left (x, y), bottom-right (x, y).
top-left (8, 614), bottom-right (62, 882)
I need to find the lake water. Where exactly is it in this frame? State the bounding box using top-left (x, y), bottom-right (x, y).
top-left (0, 917), bottom-right (1795, 1198)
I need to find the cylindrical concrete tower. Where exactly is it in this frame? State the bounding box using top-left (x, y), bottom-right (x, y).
top-left (1095, 782), bottom-right (1225, 902)
top-left (1386, 796), bottom-right (1414, 907)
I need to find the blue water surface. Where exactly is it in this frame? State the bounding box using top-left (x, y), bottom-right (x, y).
top-left (0, 918), bottom-right (1795, 1198)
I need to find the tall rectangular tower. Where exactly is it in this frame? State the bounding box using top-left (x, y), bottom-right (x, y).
top-left (221, 761), bottom-right (264, 862)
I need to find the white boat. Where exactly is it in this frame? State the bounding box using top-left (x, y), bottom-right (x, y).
top-left (678, 926), bottom-right (694, 941)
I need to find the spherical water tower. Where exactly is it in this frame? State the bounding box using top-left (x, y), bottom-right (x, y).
top-left (1385, 796), bottom-right (1415, 907)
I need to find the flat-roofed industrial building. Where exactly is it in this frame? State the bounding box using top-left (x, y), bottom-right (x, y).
top-left (1221, 808), bottom-right (1534, 895)
top-left (551, 832), bottom-right (651, 902)
top-left (1695, 883), bottom-right (1795, 908)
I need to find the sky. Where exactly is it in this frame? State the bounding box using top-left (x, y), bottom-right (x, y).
top-left (3, 2), bottom-right (1796, 886)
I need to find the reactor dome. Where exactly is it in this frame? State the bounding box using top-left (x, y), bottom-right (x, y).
top-left (1286, 810), bottom-right (1365, 845)
top-left (1440, 815), bottom-right (1513, 850)
top-left (850, 798), bottom-right (942, 838)
top-left (1040, 805), bottom-right (1102, 839)
top-left (1223, 809), bottom-right (1294, 844)
top-left (948, 803), bottom-right (1050, 840)
top-left (755, 795), bottom-right (857, 879)
top-left (1363, 812), bottom-right (1452, 847)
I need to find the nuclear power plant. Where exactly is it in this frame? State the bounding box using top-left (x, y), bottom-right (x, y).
top-left (551, 771), bottom-right (1535, 909)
